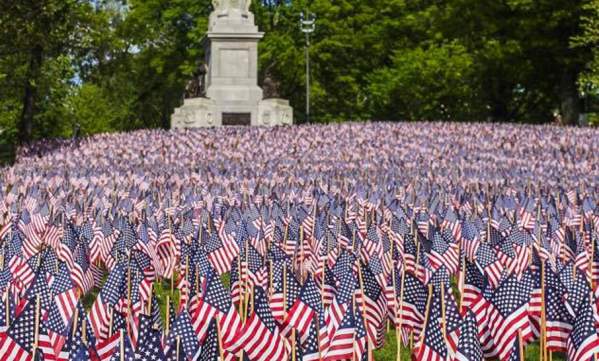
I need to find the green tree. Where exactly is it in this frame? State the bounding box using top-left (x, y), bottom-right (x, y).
top-left (0, 0), bottom-right (98, 143)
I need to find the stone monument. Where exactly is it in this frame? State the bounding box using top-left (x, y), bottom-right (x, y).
top-left (172, 0), bottom-right (293, 128)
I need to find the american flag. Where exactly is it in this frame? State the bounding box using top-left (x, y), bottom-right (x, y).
top-left (428, 231), bottom-right (460, 275)
top-left (461, 220), bottom-right (480, 262)
top-left (485, 276), bottom-right (533, 361)
top-left (462, 260), bottom-right (487, 309)
top-left (566, 301), bottom-right (599, 361)
top-left (454, 311), bottom-right (483, 361)
top-left (205, 227), bottom-right (238, 275)
top-left (323, 297), bottom-right (357, 361)
top-left (164, 310), bottom-right (200, 360)
top-left (0, 299), bottom-right (41, 361)
top-left (297, 316), bottom-right (320, 361)
top-left (197, 319), bottom-right (220, 361)
top-left (544, 268), bottom-right (572, 352)
top-left (357, 261), bottom-right (386, 348)
top-left (353, 300), bottom-right (368, 361)
top-left (414, 288), bottom-right (447, 361)
top-left (475, 244), bottom-right (503, 289)
top-left (108, 330), bottom-right (135, 361)
top-left (49, 263), bottom-right (79, 334)
top-left (397, 273), bottom-right (427, 340)
top-left (238, 287), bottom-right (289, 361)
top-left (441, 207), bottom-right (462, 242)
top-left (192, 272), bottom-right (244, 354)
top-left (266, 259), bottom-right (287, 322)
top-left (282, 276), bottom-right (322, 341)
top-left (441, 285), bottom-right (463, 356)
top-left (325, 273), bottom-right (356, 344)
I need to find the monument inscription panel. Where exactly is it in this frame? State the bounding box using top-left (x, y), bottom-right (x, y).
top-left (220, 49), bottom-right (249, 77)
top-left (222, 112), bottom-right (251, 126)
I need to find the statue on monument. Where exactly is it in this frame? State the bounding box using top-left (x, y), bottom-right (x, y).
top-left (212, 0), bottom-right (251, 14)
top-left (184, 62), bottom-right (208, 99)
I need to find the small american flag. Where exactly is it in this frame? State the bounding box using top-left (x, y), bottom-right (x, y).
top-left (566, 301), bottom-right (599, 361)
top-left (454, 311), bottom-right (483, 361)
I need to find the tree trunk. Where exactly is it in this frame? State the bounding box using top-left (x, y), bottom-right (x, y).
top-left (18, 45), bottom-right (43, 144)
top-left (559, 70), bottom-right (580, 126)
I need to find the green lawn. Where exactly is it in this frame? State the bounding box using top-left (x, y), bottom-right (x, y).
top-left (85, 272), bottom-right (567, 360)
top-left (373, 329), bottom-right (566, 361)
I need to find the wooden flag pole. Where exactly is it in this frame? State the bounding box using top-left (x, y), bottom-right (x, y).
top-left (147, 282), bottom-right (153, 315)
top-left (357, 261), bottom-right (372, 361)
top-left (283, 263), bottom-right (287, 317)
top-left (458, 254), bottom-right (466, 313)
top-left (540, 260), bottom-right (545, 361)
top-left (418, 284), bottom-right (434, 354)
top-left (82, 316), bottom-right (87, 345)
top-left (291, 329), bottom-right (297, 361)
top-left (120, 329), bottom-right (125, 361)
top-left (216, 318), bottom-right (226, 361)
top-left (591, 216), bottom-right (596, 290)
top-left (165, 295), bottom-right (170, 336)
top-left (249, 283), bottom-right (255, 315)
top-left (32, 294), bottom-right (40, 356)
top-left (269, 260), bottom-right (274, 298)
top-left (72, 299), bottom-right (80, 337)
top-left (127, 253), bottom-right (132, 336)
top-left (108, 308), bottom-right (114, 337)
top-left (352, 293), bottom-right (357, 361)
top-left (396, 266), bottom-right (406, 361)
top-left (486, 205), bottom-right (491, 243)
top-left (195, 264), bottom-right (200, 294)
top-left (176, 336), bottom-right (181, 361)
top-left (320, 258), bottom-right (326, 305)
top-left (245, 236), bottom-right (249, 301)
top-left (4, 289), bottom-right (9, 328)
top-left (518, 331), bottom-right (524, 361)
top-left (299, 225), bottom-right (304, 284)
top-left (440, 283), bottom-right (447, 343)
top-left (237, 255), bottom-right (243, 316)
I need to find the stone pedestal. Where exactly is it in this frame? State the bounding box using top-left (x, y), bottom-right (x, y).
top-left (171, 98), bottom-right (217, 128)
top-left (258, 98), bottom-right (293, 126)
top-left (171, 3), bottom-right (293, 128)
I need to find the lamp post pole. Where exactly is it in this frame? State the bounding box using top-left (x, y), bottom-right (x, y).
top-left (300, 12), bottom-right (316, 123)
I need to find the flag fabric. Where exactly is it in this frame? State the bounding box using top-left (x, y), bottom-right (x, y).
top-left (0, 299), bottom-right (38, 361)
top-left (0, 123), bottom-right (598, 361)
top-left (135, 314), bottom-right (166, 361)
top-left (567, 301), bottom-right (599, 361)
top-left (454, 311), bottom-right (483, 361)
top-left (238, 287), bottom-right (289, 361)
top-left (485, 276), bottom-right (533, 361)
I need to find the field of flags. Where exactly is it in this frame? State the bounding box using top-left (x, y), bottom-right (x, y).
top-left (0, 122), bottom-right (598, 361)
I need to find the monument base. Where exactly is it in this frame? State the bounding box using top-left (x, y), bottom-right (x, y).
top-left (171, 97), bottom-right (293, 128)
top-left (257, 98), bottom-right (293, 126)
top-left (171, 98), bottom-right (216, 128)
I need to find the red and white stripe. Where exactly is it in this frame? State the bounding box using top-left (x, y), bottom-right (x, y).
top-left (96, 331), bottom-right (120, 361)
top-left (486, 302), bottom-right (531, 361)
top-left (237, 312), bottom-right (289, 361)
top-left (323, 322), bottom-right (354, 361)
top-left (546, 320), bottom-right (571, 351)
top-left (55, 288), bottom-right (79, 327)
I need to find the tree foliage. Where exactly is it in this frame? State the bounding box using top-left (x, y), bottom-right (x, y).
top-left (0, 0), bottom-right (597, 143)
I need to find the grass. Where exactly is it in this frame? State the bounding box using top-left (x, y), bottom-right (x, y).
top-left (373, 328), bottom-right (567, 361)
top-left (83, 270), bottom-right (567, 360)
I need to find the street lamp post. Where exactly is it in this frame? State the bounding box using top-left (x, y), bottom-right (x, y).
top-left (300, 11), bottom-right (316, 123)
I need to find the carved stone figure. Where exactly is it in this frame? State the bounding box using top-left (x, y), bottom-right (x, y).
top-left (184, 63), bottom-right (208, 99)
top-left (212, 0), bottom-right (251, 12)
